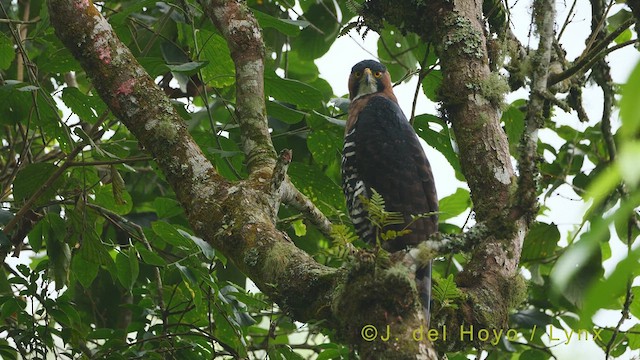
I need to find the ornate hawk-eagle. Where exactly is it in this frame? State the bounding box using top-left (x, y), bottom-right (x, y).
top-left (341, 59), bottom-right (439, 320)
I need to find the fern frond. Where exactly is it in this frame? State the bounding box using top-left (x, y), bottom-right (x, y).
top-left (432, 273), bottom-right (463, 309)
top-left (331, 224), bottom-right (359, 245)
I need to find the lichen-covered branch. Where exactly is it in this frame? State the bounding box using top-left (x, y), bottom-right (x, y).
top-left (518, 0), bottom-right (555, 218)
top-left (197, 0), bottom-right (276, 177)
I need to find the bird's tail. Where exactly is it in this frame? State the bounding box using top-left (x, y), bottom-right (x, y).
top-left (415, 260), bottom-right (433, 327)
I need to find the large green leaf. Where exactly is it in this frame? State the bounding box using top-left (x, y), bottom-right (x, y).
top-left (197, 30), bottom-right (235, 88)
top-left (115, 249), bottom-right (139, 291)
top-left (13, 163), bottom-right (64, 205)
top-left (61, 87), bottom-right (107, 124)
top-left (0, 33), bottom-right (15, 70)
top-left (421, 70), bottom-right (442, 102)
top-left (292, 1), bottom-right (340, 60)
top-left (93, 184), bottom-right (133, 215)
top-left (521, 222), bottom-right (560, 262)
top-left (620, 60), bottom-right (640, 140)
top-left (413, 114), bottom-right (463, 179)
top-left (307, 129), bottom-right (342, 165)
top-left (265, 74), bottom-right (324, 109)
top-left (287, 162), bottom-right (344, 215)
top-left (502, 99), bottom-right (526, 154)
top-left (254, 10), bottom-right (308, 37)
top-left (438, 188), bottom-right (471, 221)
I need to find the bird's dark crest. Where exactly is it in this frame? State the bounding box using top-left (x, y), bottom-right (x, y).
top-left (351, 59), bottom-right (386, 74)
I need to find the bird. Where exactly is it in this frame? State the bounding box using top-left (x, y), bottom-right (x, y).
top-left (341, 59), bottom-right (439, 322)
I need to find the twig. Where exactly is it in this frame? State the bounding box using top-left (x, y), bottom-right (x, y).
top-left (549, 18), bottom-right (635, 86)
top-left (281, 180), bottom-right (333, 238)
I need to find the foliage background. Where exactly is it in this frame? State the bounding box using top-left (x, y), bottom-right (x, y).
top-left (0, 0), bottom-right (639, 359)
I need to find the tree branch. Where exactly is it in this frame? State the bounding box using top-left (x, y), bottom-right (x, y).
top-left (197, 0), bottom-right (276, 177)
top-left (518, 0), bottom-right (556, 219)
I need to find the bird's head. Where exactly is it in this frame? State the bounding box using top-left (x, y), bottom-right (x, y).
top-left (348, 60), bottom-right (395, 101)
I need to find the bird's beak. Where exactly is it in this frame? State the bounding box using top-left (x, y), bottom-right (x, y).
top-left (362, 68), bottom-right (373, 83)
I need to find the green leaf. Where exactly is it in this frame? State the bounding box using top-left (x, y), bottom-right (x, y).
top-left (422, 70), bottom-right (442, 102)
top-left (197, 30), bottom-right (235, 88)
top-left (152, 221), bottom-right (192, 248)
top-left (292, 219), bottom-right (307, 237)
top-left (254, 10), bottom-right (306, 36)
top-left (267, 101), bottom-right (308, 124)
top-left (175, 263), bottom-right (197, 285)
top-left (521, 222), bottom-right (560, 262)
top-left (0, 82), bottom-right (32, 125)
top-left (518, 349), bottom-right (549, 360)
top-left (61, 87), bottom-right (106, 123)
top-left (581, 245), bottom-right (640, 325)
top-left (134, 243), bottom-right (166, 266)
top-left (438, 188), bottom-right (471, 221)
top-left (116, 249), bottom-right (139, 291)
top-left (13, 163), bottom-right (63, 205)
top-left (413, 114), bottom-right (463, 179)
top-left (287, 162), bottom-right (344, 215)
top-left (72, 255), bottom-right (99, 288)
top-left (620, 59), bottom-right (640, 140)
top-left (265, 74), bottom-right (324, 109)
top-left (177, 229), bottom-right (215, 260)
top-left (628, 324), bottom-right (640, 349)
top-left (93, 184), bottom-right (132, 215)
top-left (307, 129), bottom-right (342, 165)
top-left (630, 287), bottom-right (640, 320)
top-left (502, 99), bottom-right (526, 154)
top-left (378, 26), bottom-right (419, 81)
top-left (153, 197), bottom-right (183, 218)
top-left (0, 33), bottom-right (15, 70)
top-left (292, 1), bottom-right (340, 60)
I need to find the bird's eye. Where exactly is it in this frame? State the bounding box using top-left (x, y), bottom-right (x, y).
top-left (374, 71), bottom-right (382, 78)
top-left (354, 71), bottom-right (362, 78)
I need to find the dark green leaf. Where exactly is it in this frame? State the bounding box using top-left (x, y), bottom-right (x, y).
top-left (620, 60), bottom-right (640, 139)
top-left (267, 101), bottom-right (308, 124)
top-left (422, 70), bottom-right (442, 102)
top-left (13, 163), bottom-right (63, 205)
top-left (153, 197), bottom-right (183, 218)
top-left (287, 162), bottom-right (344, 215)
top-left (521, 222), bottom-right (560, 262)
top-left (0, 33), bottom-right (15, 70)
top-left (581, 245), bottom-right (640, 325)
top-left (152, 221), bottom-right (192, 248)
top-left (413, 114), bottom-right (463, 179)
top-left (265, 74), bottom-right (324, 109)
top-left (502, 99), bottom-right (526, 154)
top-left (518, 349), bottom-right (549, 360)
top-left (134, 243), bottom-right (166, 266)
top-left (46, 231), bottom-right (71, 290)
top-left (61, 87), bottom-right (106, 123)
top-left (93, 184), bottom-right (132, 215)
top-left (254, 10), bottom-right (306, 36)
top-left (72, 255), bottom-right (100, 288)
top-left (177, 229), bottom-right (215, 260)
top-left (292, 1), bottom-right (340, 60)
top-left (307, 129), bottom-right (342, 165)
